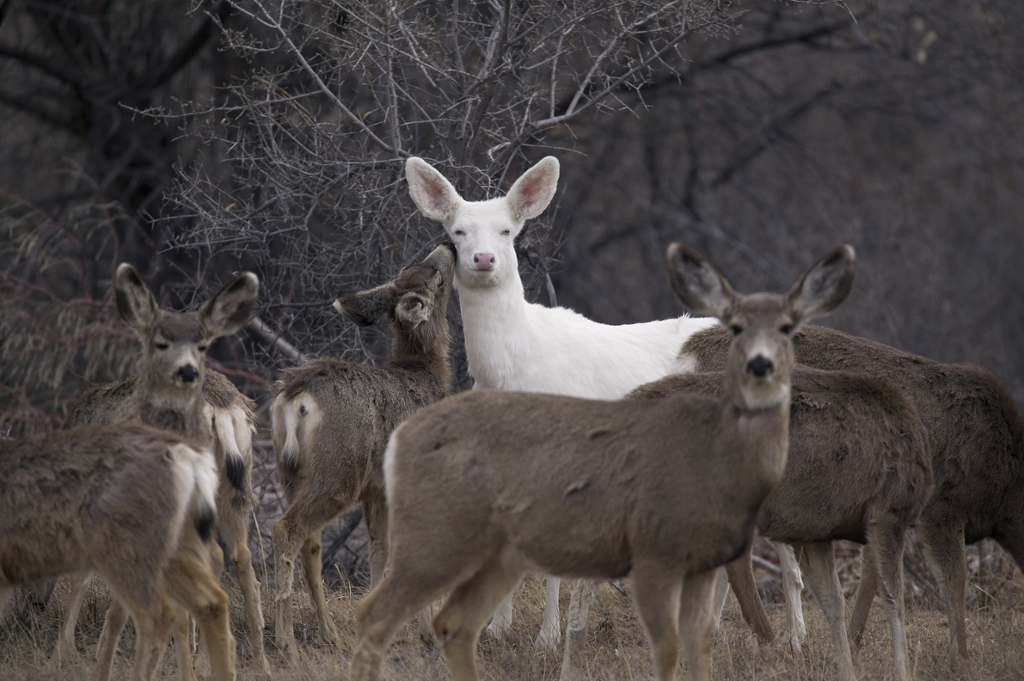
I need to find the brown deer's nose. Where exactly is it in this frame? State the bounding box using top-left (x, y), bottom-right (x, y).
top-left (746, 356), bottom-right (773, 377)
top-left (178, 365), bottom-right (199, 383)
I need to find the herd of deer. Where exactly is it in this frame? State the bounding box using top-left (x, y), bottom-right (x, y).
top-left (1, 156), bottom-right (1022, 681)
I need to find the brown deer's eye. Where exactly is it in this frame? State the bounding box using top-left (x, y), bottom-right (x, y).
top-left (730, 325), bottom-right (743, 336)
top-left (198, 344), bottom-right (209, 353)
top-left (155, 342), bottom-right (170, 350)
top-left (779, 324), bottom-right (792, 335)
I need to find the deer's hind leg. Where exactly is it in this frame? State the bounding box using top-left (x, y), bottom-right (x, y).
top-left (798, 542), bottom-right (855, 681)
top-left (218, 493), bottom-right (270, 676)
top-left (49, 572), bottom-right (92, 666)
top-left (273, 486), bottom-right (353, 655)
top-left (352, 549), bottom-right (473, 681)
top-left (919, 521), bottom-right (970, 670)
top-left (432, 546), bottom-right (529, 681)
top-left (165, 552), bottom-right (236, 681)
top-left (867, 518), bottom-right (911, 681)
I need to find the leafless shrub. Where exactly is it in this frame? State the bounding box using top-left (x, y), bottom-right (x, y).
top-left (165, 0), bottom-right (733, 386)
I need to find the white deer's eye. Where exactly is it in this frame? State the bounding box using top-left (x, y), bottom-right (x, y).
top-left (453, 229), bottom-right (466, 237)
top-left (501, 230), bottom-right (512, 237)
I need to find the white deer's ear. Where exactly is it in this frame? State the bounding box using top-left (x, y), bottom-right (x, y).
top-left (395, 293), bottom-right (430, 332)
top-left (664, 242), bottom-right (737, 320)
top-left (407, 157), bottom-right (462, 224)
top-left (199, 272), bottom-right (260, 339)
top-left (335, 283), bottom-right (396, 327)
top-left (786, 245), bottom-right (856, 326)
top-left (114, 263), bottom-right (160, 336)
top-left (506, 156), bottom-right (559, 222)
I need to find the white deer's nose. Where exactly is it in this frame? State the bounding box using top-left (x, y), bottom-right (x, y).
top-left (473, 253), bottom-right (496, 271)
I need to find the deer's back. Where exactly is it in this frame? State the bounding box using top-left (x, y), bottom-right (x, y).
top-left (64, 377), bottom-right (139, 428)
top-left (0, 424), bottom-right (190, 603)
top-left (273, 357), bottom-right (448, 489)
top-left (684, 325), bottom-right (1024, 540)
top-left (633, 367), bottom-right (933, 543)
top-left (388, 389), bottom-right (767, 579)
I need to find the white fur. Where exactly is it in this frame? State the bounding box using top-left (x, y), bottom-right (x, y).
top-left (211, 404), bottom-right (250, 475)
top-left (383, 430), bottom-right (400, 502)
top-left (271, 394), bottom-right (320, 473)
top-left (165, 443), bottom-right (218, 552)
top-left (406, 156), bottom-right (720, 649)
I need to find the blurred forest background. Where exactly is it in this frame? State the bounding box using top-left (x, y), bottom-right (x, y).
top-left (1, 0), bottom-right (1022, 590)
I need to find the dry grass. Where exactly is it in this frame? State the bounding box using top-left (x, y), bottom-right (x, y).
top-left (3, 566), bottom-right (1023, 681)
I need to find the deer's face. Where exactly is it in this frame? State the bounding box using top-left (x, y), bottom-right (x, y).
top-left (665, 241), bottom-right (856, 413)
top-left (720, 295), bottom-right (797, 411)
top-left (405, 156), bottom-right (560, 293)
top-left (336, 243), bottom-right (456, 339)
top-left (142, 311), bottom-right (209, 395)
top-left (447, 199), bottom-right (522, 290)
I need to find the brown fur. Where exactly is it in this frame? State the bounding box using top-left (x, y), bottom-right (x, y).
top-left (0, 424), bottom-right (235, 681)
top-left (349, 243), bottom-right (856, 681)
top-left (682, 323), bottom-right (1024, 669)
top-left (269, 244), bottom-right (455, 658)
top-left (630, 367), bottom-right (932, 681)
top-left (58, 264), bottom-right (267, 678)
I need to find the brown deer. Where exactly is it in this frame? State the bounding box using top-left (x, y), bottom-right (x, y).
top-left (58, 263), bottom-right (267, 678)
top-left (628, 367), bottom-right (932, 681)
top-left (677, 318), bottom-right (1024, 672)
top-left (0, 423), bottom-right (235, 681)
top-left (348, 242), bottom-right (856, 681)
top-left (269, 243), bottom-right (455, 658)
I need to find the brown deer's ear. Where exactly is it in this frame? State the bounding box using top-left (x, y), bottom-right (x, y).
top-left (114, 263), bottom-right (160, 336)
top-left (199, 272), bottom-right (260, 339)
top-left (335, 283), bottom-right (397, 327)
top-left (786, 245), bottom-right (856, 327)
top-left (395, 293), bottom-right (430, 333)
top-left (664, 242), bottom-right (738, 321)
top-left (506, 156), bottom-right (559, 222)
top-left (406, 157), bottom-right (462, 224)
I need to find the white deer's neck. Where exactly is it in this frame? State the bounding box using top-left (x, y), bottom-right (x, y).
top-left (456, 270), bottom-right (533, 390)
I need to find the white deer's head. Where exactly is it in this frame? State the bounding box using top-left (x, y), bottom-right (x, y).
top-left (405, 157), bottom-right (559, 290)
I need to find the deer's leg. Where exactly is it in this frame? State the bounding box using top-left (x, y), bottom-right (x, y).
top-left (171, 609), bottom-right (197, 681)
top-left (848, 541), bottom-right (878, 646)
top-left (710, 566), bottom-right (730, 633)
top-left (364, 494), bottom-right (390, 587)
top-left (678, 569), bottom-right (720, 681)
top-left (919, 521), bottom-right (970, 671)
top-left (433, 548), bottom-right (528, 681)
top-left (273, 493), bottom-right (346, 656)
top-left (559, 579), bottom-right (598, 681)
top-left (799, 542), bottom-right (854, 681)
top-left (777, 542), bottom-right (806, 651)
top-left (218, 499), bottom-right (270, 677)
top-left (165, 553), bottom-right (237, 681)
top-left (536, 576), bottom-right (562, 649)
top-left (89, 599), bottom-right (130, 681)
top-left (630, 560), bottom-right (683, 681)
top-left (724, 544), bottom-right (775, 644)
top-left (352, 553), bottom-right (465, 681)
top-left (484, 593), bottom-right (514, 640)
top-left (867, 520), bottom-right (910, 681)
top-left (126, 596), bottom-right (178, 681)
top-left (50, 572), bottom-right (92, 666)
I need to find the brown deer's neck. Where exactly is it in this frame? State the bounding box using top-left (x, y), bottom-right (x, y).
top-left (391, 330), bottom-right (452, 391)
top-left (134, 373), bottom-right (211, 443)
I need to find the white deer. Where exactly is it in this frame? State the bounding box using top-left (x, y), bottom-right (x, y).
top-left (406, 156), bottom-right (720, 649)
